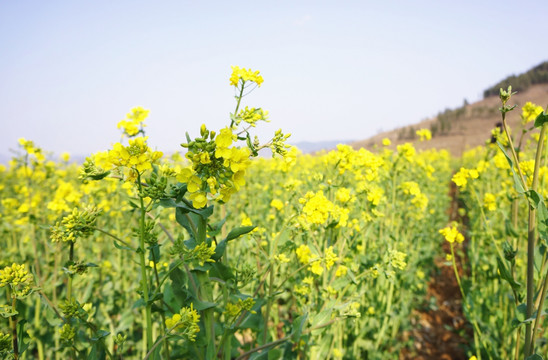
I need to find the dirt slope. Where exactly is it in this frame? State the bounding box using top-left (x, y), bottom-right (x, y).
top-left (352, 84), bottom-right (548, 157)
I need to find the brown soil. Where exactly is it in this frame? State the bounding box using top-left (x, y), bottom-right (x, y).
top-left (400, 182), bottom-right (472, 360)
top-left (352, 84), bottom-right (548, 157)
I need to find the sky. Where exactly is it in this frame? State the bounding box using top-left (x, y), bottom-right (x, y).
top-left (1, 0), bottom-right (547, 160)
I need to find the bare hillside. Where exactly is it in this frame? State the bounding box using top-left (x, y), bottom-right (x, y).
top-left (352, 84), bottom-right (548, 157)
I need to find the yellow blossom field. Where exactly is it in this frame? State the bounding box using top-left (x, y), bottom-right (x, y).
top-left (1, 69), bottom-right (548, 360)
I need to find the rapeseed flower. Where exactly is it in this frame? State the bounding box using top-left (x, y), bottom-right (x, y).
top-left (483, 193), bottom-right (497, 211)
top-left (296, 244), bottom-right (312, 264)
top-left (439, 225), bottom-right (465, 244)
top-left (416, 128), bottom-right (432, 141)
top-left (299, 191), bottom-right (334, 225)
top-left (108, 137), bottom-right (163, 174)
top-left (229, 66), bottom-right (264, 87)
top-left (270, 199), bottom-right (284, 211)
top-left (0, 263), bottom-right (33, 298)
top-left (117, 106), bottom-right (149, 137)
top-left (165, 304), bottom-right (201, 341)
top-left (521, 101), bottom-right (544, 124)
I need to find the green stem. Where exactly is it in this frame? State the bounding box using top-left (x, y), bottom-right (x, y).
top-left (137, 173), bottom-right (153, 355)
top-left (450, 244), bottom-right (490, 358)
top-left (231, 83), bottom-right (246, 127)
top-left (235, 319), bottom-right (337, 360)
top-left (501, 112), bottom-right (528, 191)
top-left (9, 293), bottom-right (19, 360)
top-left (525, 122), bottom-right (547, 356)
top-left (374, 279), bottom-right (394, 349)
top-left (92, 227), bottom-right (135, 250)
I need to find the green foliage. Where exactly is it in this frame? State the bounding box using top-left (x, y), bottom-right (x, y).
top-left (483, 61), bottom-right (548, 98)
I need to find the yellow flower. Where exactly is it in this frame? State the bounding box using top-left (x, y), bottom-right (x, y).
top-left (325, 246), bottom-right (339, 270)
top-left (309, 260), bottom-right (324, 276)
top-left (439, 225), bottom-right (465, 244)
top-left (416, 128), bottom-right (432, 141)
top-left (397, 143), bottom-right (416, 162)
top-left (521, 101), bottom-right (544, 124)
top-left (335, 265), bottom-right (348, 277)
top-left (296, 244), bottom-right (312, 264)
top-left (483, 193), bottom-right (497, 211)
top-left (165, 304), bottom-right (201, 341)
top-left (382, 138), bottom-right (391, 146)
top-left (275, 254), bottom-right (290, 264)
top-left (229, 66), bottom-right (264, 87)
top-left (108, 137), bottom-right (162, 174)
top-left (299, 191), bottom-right (334, 225)
top-left (270, 199), bottom-right (284, 211)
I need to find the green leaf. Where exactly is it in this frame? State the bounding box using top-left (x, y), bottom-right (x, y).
top-left (538, 200), bottom-right (548, 242)
top-left (192, 299), bottom-right (217, 311)
top-left (211, 239), bottom-right (227, 261)
top-left (0, 306), bottom-right (18, 318)
top-left (249, 350), bottom-right (271, 360)
top-left (497, 141), bottom-right (525, 194)
top-left (311, 309), bottom-right (332, 333)
top-left (496, 256), bottom-right (521, 294)
top-left (90, 329), bottom-right (110, 341)
top-left (534, 111), bottom-right (548, 128)
top-left (210, 261), bottom-right (234, 281)
top-left (516, 303), bottom-right (527, 322)
top-left (526, 354), bottom-right (543, 360)
top-left (226, 226), bottom-right (256, 241)
top-left (113, 241), bottom-right (133, 252)
top-left (291, 313), bottom-right (308, 342)
top-left (505, 219), bottom-right (520, 238)
top-left (525, 190), bottom-right (544, 209)
top-left (17, 319), bottom-right (29, 356)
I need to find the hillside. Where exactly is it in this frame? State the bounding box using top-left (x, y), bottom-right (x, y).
top-left (352, 83), bottom-right (548, 157)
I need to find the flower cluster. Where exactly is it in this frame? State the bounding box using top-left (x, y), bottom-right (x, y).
top-left (439, 225), bottom-right (465, 244)
top-left (298, 191), bottom-right (334, 225)
top-left (397, 143), bottom-right (416, 162)
top-left (0, 263), bottom-right (33, 298)
top-left (50, 206), bottom-right (102, 243)
top-left (295, 244), bottom-right (340, 276)
top-left (179, 125), bottom-right (252, 208)
top-left (108, 137), bottom-right (163, 176)
top-left (18, 138), bottom-right (46, 163)
top-left (521, 101), bottom-right (544, 124)
top-left (117, 106), bottom-right (149, 137)
top-left (170, 240), bottom-right (216, 267)
top-left (165, 304), bottom-right (201, 341)
top-left (59, 323), bottom-right (76, 343)
top-left (452, 167), bottom-right (479, 189)
top-left (400, 181), bottom-right (428, 211)
top-left (224, 297), bottom-right (256, 318)
top-left (229, 66), bottom-right (264, 87)
top-left (416, 128), bottom-right (432, 142)
top-left (483, 192), bottom-right (497, 211)
top-left (0, 332), bottom-right (10, 355)
top-left (235, 106), bottom-right (269, 127)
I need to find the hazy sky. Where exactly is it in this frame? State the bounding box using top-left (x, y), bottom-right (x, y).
top-left (1, 0), bottom-right (547, 159)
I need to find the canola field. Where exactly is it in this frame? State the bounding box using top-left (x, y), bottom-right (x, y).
top-left (1, 68), bottom-right (548, 360)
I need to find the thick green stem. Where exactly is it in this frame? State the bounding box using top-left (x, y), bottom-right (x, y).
top-left (525, 122), bottom-right (547, 356)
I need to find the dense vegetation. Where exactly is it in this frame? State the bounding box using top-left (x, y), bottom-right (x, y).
top-left (483, 61), bottom-right (548, 98)
top-left (1, 69), bottom-right (548, 360)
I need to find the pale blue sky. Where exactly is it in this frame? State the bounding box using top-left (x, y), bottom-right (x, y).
top-left (1, 0), bottom-right (547, 158)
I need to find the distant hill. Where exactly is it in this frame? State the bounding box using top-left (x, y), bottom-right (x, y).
top-left (484, 61), bottom-right (548, 98)
top-left (352, 83), bottom-right (548, 157)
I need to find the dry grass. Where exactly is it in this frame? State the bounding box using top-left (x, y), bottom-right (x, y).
top-left (352, 84), bottom-right (548, 157)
